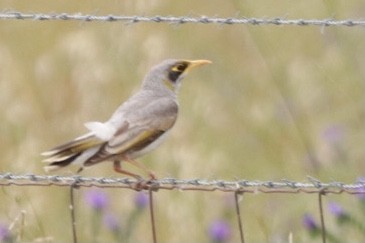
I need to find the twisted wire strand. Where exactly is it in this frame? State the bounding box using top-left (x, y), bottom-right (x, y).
top-left (0, 11), bottom-right (364, 27)
top-left (0, 173), bottom-right (364, 194)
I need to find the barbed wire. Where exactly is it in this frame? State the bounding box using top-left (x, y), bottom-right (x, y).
top-left (0, 173), bottom-right (364, 194)
top-left (0, 11), bottom-right (364, 27)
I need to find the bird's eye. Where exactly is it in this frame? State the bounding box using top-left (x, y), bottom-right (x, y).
top-left (168, 63), bottom-right (188, 82)
top-left (171, 63), bottom-right (187, 72)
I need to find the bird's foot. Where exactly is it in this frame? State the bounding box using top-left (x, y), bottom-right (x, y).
top-left (131, 176), bottom-right (159, 191)
top-left (148, 171), bottom-right (157, 180)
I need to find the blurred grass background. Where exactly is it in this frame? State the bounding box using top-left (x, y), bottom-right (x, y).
top-left (0, 0), bottom-right (364, 242)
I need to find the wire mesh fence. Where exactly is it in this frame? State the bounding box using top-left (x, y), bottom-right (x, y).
top-left (0, 8), bottom-right (364, 243)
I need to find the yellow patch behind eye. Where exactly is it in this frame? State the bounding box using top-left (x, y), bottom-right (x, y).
top-left (171, 66), bottom-right (181, 72)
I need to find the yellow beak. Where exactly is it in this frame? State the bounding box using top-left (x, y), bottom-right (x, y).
top-left (185, 59), bottom-right (212, 72)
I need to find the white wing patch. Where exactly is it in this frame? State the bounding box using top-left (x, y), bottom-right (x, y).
top-left (84, 121), bottom-right (117, 141)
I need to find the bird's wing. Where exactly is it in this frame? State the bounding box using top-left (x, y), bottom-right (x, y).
top-left (84, 98), bottom-right (178, 165)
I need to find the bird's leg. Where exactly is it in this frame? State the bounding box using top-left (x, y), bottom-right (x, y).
top-left (122, 156), bottom-right (157, 180)
top-left (114, 160), bottom-right (153, 191)
top-left (113, 160), bottom-right (143, 180)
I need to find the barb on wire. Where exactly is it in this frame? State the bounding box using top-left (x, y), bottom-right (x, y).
top-left (0, 173), bottom-right (365, 194)
top-left (0, 11), bottom-right (364, 27)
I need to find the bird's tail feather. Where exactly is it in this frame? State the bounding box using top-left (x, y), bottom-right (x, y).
top-left (44, 152), bottom-right (82, 172)
top-left (42, 133), bottom-right (104, 172)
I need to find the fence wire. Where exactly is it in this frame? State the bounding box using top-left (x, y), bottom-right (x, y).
top-left (1, 173), bottom-right (365, 194)
top-left (0, 11), bottom-right (364, 27)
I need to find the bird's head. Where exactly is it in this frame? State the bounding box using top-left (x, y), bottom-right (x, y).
top-left (142, 59), bottom-right (212, 94)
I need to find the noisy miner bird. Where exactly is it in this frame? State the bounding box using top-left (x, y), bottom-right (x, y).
top-left (42, 59), bottom-right (211, 179)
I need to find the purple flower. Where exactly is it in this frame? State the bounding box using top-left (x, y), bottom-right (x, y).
top-left (0, 223), bottom-right (10, 241)
top-left (302, 214), bottom-right (318, 231)
top-left (208, 220), bottom-right (231, 242)
top-left (103, 213), bottom-right (120, 232)
top-left (134, 192), bottom-right (148, 209)
top-left (85, 189), bottom-right (109, 211)
top-left (328, 202), bottom-right (346, 217)
top-left (322, 125), bottom-right (344, 145)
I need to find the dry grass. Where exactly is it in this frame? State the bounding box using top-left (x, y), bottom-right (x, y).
top-left (0, 1), bottom-right (364, 242)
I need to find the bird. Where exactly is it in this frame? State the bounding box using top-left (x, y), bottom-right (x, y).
top-left (41, 59), bottom-right (211, 179)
